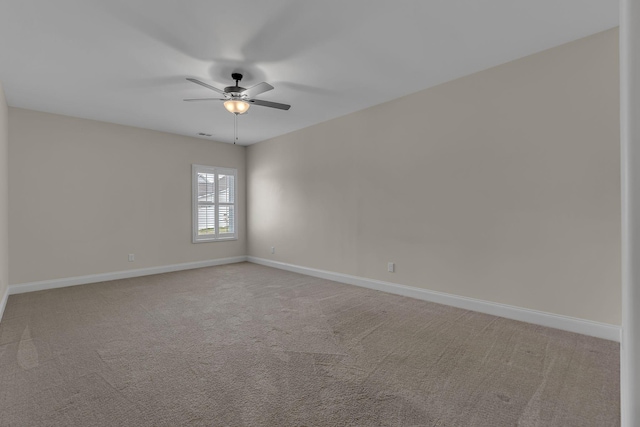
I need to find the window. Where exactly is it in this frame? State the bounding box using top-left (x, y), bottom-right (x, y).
top-left (192, 165), bottom-right (237, 242)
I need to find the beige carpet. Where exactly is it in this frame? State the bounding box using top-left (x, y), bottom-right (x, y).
top-left (0, 262), bottom-right (619, 426)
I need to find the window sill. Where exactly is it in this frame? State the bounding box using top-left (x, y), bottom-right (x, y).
top-left (192, 237), bottom-right (238, 244)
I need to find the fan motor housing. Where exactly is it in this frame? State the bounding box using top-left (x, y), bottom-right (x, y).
top-left (224, 85), bottom-right (246, 95)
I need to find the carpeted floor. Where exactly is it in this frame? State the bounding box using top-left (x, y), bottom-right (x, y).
top-left (0, 262), bottom-right (619, 426)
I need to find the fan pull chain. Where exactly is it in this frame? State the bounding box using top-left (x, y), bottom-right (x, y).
top-left (234, 113), bottom-right (238, 144)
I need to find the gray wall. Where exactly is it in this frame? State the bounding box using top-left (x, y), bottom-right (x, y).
top-left (8, 108), bottom-right (246, 284)
top-left (247, 29), bottom-right (621, 325)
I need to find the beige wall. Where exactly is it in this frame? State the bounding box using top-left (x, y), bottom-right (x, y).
top-left (0, 82), bottom-right (8, 302)
top-left (247, 29), bottom-right (621, 325)
top-left (9, 108), bottom-right (246, 284)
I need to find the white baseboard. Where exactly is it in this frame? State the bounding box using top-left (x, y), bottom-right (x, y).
top-left (0, 288), bottom-right (8, 322)
top-left (247, 257), bottom-right (621, 342)
top-left (8, 256), bottom-right (248, 296)
top-left (4, 255), bottom-right (621, 343)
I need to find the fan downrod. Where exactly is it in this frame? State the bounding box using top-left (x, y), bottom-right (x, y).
top-left (226, 73), bottom-right (245, 93)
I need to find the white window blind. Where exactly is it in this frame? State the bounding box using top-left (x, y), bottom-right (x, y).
top-left (192, 165), bottom-right (237, 242)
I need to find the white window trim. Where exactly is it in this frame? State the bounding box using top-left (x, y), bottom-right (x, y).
top-left (192, 164), bottom-right (238, 243)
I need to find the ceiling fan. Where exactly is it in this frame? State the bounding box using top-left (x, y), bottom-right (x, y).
top-left (184, 73), bottom-right (291, 115)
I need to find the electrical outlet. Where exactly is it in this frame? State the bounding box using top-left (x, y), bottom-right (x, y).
top-left (388, 262), bottom-right (395, 272)
top-left (128, 254), bottom-right (135, 262)
top-left (270, 247), bottom-right (275, 254)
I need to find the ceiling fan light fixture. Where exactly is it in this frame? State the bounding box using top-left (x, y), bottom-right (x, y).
top-left (224, 99), bottom-right (250, 114)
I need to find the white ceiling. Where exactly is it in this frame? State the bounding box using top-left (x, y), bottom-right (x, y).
top-left (0, 0), bottom-right (618, 145)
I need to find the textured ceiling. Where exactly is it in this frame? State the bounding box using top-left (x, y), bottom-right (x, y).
top-left (0, 0), bottom-right (619, 145)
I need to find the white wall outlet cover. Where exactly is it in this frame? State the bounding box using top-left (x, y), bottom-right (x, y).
top-left (128, 254), bottom-right (135, 262)
top-left (270, 247), bottom-right (275, 254)
top-left (388, 262), bottom-right (395, 272)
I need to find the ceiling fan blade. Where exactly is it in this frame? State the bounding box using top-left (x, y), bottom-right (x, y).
top-left (183, 98), bottom-right (226, 102)
top-left (241, 82), bottom-right (274, 98)
top-left (248, 98), bottom-right (291, 110)
top-left (186, 78), bottom-right (225, 95)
